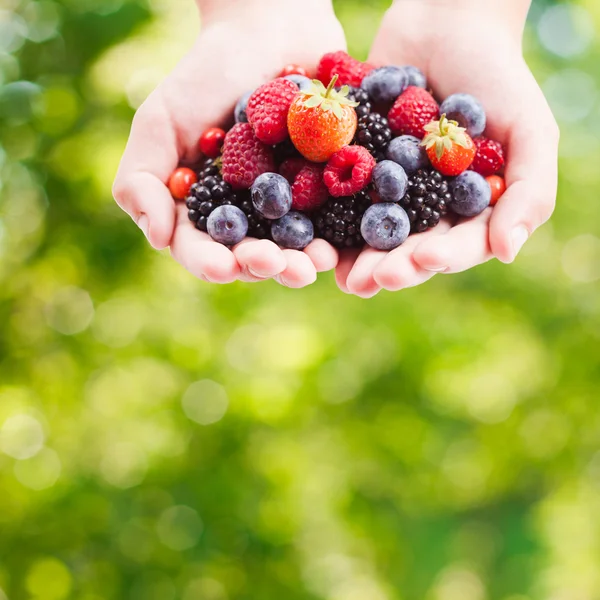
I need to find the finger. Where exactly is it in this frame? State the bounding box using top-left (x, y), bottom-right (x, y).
top-left (233, 239), bottom-right (286, 282)
top-left (170, 207), bottom-right (240, 284)
top-left (335, 248), bottom-right (363, 294)
top-left (412, 210), bottom-right (493, 273)
top-left (303, 239), bottom-right (339, 272)
top-left (274, 250), bottom-right (317, 289)
top-left (346, 247), bottom-right (387, 298)
top-left (373, 220), bottom-right (452, 291)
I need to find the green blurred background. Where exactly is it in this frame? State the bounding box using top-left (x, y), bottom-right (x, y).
top-left (1, 0), bottom-right (599, 598)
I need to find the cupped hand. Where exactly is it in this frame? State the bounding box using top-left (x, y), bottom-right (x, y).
top-left (113, 1), bottom-right (346, 287)
top-left (337, 1), bottom-right (559, 298)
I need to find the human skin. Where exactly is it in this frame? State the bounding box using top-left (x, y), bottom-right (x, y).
top-left (113, 0), bottom-right (345, 287)
top-left (336, 0), bottom-right (559, 297)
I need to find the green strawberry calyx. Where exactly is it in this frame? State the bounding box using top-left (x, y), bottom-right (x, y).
top-left (422, 114), bottom-right (470, 159)
top-left (302, 75), bottom-right (359, 120)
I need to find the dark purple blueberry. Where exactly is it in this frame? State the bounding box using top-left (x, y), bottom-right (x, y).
top-left (450, 171), bottom-right (491, 217)
top-left (284, 74), bottom-right (312, 91)
top-left (234, 90), bottom-right (253, 124)
top-left (251, 173), bottom-right (292, 219)
top-left (439, 93), bottom-right (486, 137)
top-left (402, 65), bottom-right (427, 89)
top-left (386, 135), bottom-right (429, 174)
top-left (271, 211), bottom-right (314, 250)
top-left (360, 66), bottom-right (408, 104)
top-left (372, 160), bottom-right (408, 203)
top-left (360, 203), bottom-right (410, 250)
top-left (207, 205), bottom-right (248, 245)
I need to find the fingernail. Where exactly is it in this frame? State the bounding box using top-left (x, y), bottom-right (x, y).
top-left (423, 266), bottom-right (448, 273)
top-left (511, 225), bottom-right (529, 258)
top-left (248, 267), bottom-right (267, 279)
top-left (136, 214), bottom-right (149, 240)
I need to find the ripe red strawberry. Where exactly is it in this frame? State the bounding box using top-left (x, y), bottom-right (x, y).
top-left (316, 51), bottom-right (374, 87)
top-left (288, 77), bottom-right (358, 163)
top-left (246, 78), bottom-right (299, 145)
top-left (470, 137), bottom-right (505, 176)
top-left (388, 86), bottom-right (439, 138)
top-left (422, 115), bottom-right (476, 176)
top-left (323, 145), bottom-right (376, 197)
top-left (221, 122), bottom-right (275, 190)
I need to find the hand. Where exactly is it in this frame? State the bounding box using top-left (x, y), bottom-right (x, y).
top-left (113, 0), bottom-right (346, 287)
top-left (336, 0), bottom-right (559, 298)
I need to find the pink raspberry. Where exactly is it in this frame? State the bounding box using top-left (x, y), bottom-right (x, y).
top-left (222, 123), bottom-right (275, 190)
top-left (280, 158), bottom-right (328, 211)
top-left (388, 86), bottom-right (439, 138)
top-left (316, 51), bottom-right (374, 87)
top-left (246, 78), bottom-right (298, 145)
top-left (323, 145), bottom-right (376, 197)
top-left (279, 157), bottom-right (307, 184)
top-left (470, 137), bottom-right (505, 176)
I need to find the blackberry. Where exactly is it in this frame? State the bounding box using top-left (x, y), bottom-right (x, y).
top-left (346, 87), bottom-right (372, 119)
top-left (398, 168), bottom-right (453, 233)
top-left (314, 190), bottom-right (372, 249)
top-left (355, 113), bottom-right (392, 162)
top-left (198, 157), bottom-right (220, 181)
top-left (186, 175), bottom-right (235, 232)
top-left (273, 138), bottom-right (300, 165)
top-left (236, 192), bottom-right (272, 240)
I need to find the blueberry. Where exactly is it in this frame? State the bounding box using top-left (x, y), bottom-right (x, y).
top-left (439, 93), bottom-right (486, 137)
top-left (251, 172), bottom-right (293, 219)
top-left (234, 90), bottom-right (253, 124)
top-left (386, 135), bottom-right (429, 174)
top-left (271, 211), bottom-right (314, 250)
top-left (372, 160), bottom-right (408, 203)
top-left (207, 205), bottom-right (248, 245)
top-left (450, 171), bottom-right (491, 217)
top-left (284, 74), bottom-right (312, 92)
top-left (361, 66), bottom-right (408, 104)
top-left (402, 65), bottom-right (427, 89)
top-left (361, 203), bottom-right (410, 250)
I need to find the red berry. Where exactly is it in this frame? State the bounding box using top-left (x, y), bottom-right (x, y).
top-left (323, 145), bottom-right (376, 197)
top-left (293, 164), bottom-right (329, 211)
top-left (168, 167), bottom-right (197, 200)
top-left (221, 122), bottom-right (275, 190)
top-left (486, 175), bottom-right (506, 206)
top-left (316, 51), bottom-right (374, 88)
top-left (279, 157), bottom-right (308, 183)
top-left (470, 137), bottom-right (505, 176)
top-left (423, 115), bottom-right (476, 176)
top-left (199, 127), bottom-right (226, 158)
top-left (388, 86), bottom-right (439, 138)
top-left (279, 64), bottom-right (309, 78)
top-left (246, 78), bottom-right (299, 145)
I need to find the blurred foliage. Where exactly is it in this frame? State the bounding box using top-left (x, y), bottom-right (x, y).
top-left (1, 0), bottom-right (600, 599)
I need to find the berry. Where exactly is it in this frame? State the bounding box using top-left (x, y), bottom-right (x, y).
top-left (199, 127), bottom-right (226, 158)
top-left (291, 163), bottom-right (328, 211)
top-left (323, 145), bottom-right (376, 197)
top-left (169, 167), bottom-right (197, 200)
top-left (346, 86), bottom-right (372, 118)
top-left (398, 168), bottom-right (453, 233)
top-left (271, 211), bottom-right (314, 250)
top-left (402, 65), bottom-right (427, 89)
top-left (284, 74), bottom-right (312, 92)
top-left (198, 156), bottom-right (220, 180)
top-left (355, 112), bottom-right (392, 161)
top-left (361, 66), bottom-right (408, 104)
top-left (279, 157), bottom-right (307, 183)
top-left (386, 135), bottom-right (429, 174)
top-left (470, 137), bottom-right (505, 176)
top-left (486, 175), bottom-right (506, 206)
top-left (450, 170), bottom-right (491, 217)
top-left (388, 86), bottom-right (439, 138)
top-left (222, 123), bottom-right (275, 190)
top-left (207, 205), bottom-right (248, 245)
top-left (361, 203), bottom-right (410, 250)
top-left (246, 78), bottom-right (299, 145)
top-left (234, 91), bottom-right (253, 124)
top-left (288, 77), bottom-right (358, 163)
top-left (422, 115), bottom-right (476, 176)
top-left (313, 190), bottom-right (372, 248)
top-left (372, 160), bottom-right (408, 203)
top-left (251, 172), bottom-right (293, 219)
top-left (235, 192), bottom-right (273, 239)
top-left (439, 93), bottom-right (486, 137)
top-left (316, 51), bottom-right (374, 87)
top-left (279, 64), bottom-right (309, 78)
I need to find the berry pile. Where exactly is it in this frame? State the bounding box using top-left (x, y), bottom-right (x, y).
top-left (168, 51), bottom-right (506, 253)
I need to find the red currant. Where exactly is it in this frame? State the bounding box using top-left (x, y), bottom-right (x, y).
top-left (168, 167), bottom-right (197, 200)
top-left (486, 175), bottom-right (506, 206)
top-left (199, 127), bottom-right (226, 158)
top-left (278, 64), bottom-right (309, 78)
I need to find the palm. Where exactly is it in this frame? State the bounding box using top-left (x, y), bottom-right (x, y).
top-left (114, 9), bottom-right (347, 287)
top-left (336, 8), bottom-right (558, 297)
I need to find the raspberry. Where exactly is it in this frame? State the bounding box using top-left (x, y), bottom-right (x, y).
top-left (222, 123), bottom-right (275, 190)
top-left (470, 137), bottom-right (505, 176)
top-left (292, 164), bottom-right (328, 212)
top-left (316, 51), bottom-right (374, 88)
top-left (279, 157), bottom-right (307, 184)
top-left (388, 86), bottom-right (439, 138)
top-left (323, 145), bottom-right (376, 197)
top-left (246, 78), bottom-right (298, 145)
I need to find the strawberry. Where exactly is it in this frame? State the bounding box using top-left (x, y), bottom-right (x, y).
top-left (246, 78), bottom-right (299, 145)
top-left (388, 86), bottom-right (439, 138)
top-left (287, 76), bottom-right (358, 163)
top-left (470, 137), bottom-right (505, 176)
top-left (421, 115), bottom-right (476, 176)
top-left (316, 51), bottom-right (374, 87)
